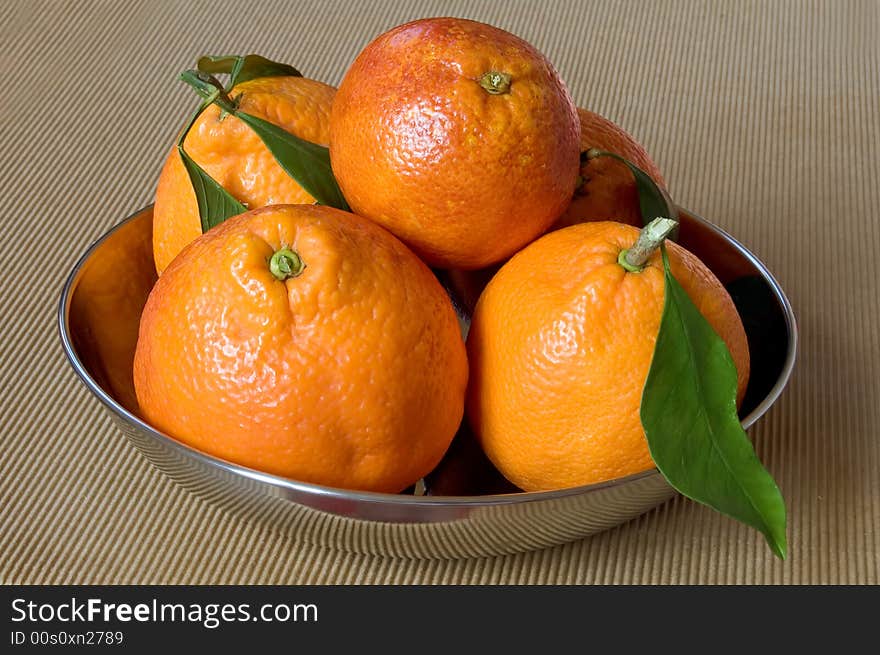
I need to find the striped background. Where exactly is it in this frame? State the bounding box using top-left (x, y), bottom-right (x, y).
top-left (1, 0), bottom-right (878, 583)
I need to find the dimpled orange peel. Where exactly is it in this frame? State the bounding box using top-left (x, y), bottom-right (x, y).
top-left (134, 204), bottom-right (468, 493)
top-left (329, 17), bottom-right (581, 269)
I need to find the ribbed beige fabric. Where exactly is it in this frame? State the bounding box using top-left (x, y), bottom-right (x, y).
top-left (1, 0), bottom-right (878, 584)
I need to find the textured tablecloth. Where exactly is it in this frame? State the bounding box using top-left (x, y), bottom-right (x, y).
top-left (2, 0), bottom-right (877, 584)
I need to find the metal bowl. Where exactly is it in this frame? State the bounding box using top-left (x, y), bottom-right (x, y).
top-left (58, 205), bottom-right (796, 559)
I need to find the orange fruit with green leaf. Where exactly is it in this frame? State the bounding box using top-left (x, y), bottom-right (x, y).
top-left (152, 72), bottom-right (336, 274)
top-left (465, 152), bottom-right (786, 556)
top-left (134, 204), bottom-right (468, 493)
top-left (466, 219), bottom-right (750, 491)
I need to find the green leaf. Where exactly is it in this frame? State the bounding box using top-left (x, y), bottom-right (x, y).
top-left (641, 246), bottom-right (788, 559)
top-left (177, 146), bottom-right (247, 232)
top-left (595, 149), bottom-right (788, 558)
top-left (585, 149), bottom-right (676, 228)
top-left (235, 110), bottom-right (350, 210)
top-left (197, 54), bottom-right (302, 88)
top-left (175, 97), bottom-right (247, 233)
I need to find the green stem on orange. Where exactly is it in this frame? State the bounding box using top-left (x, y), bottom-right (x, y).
top-left (618, 217), bottom-right (679, 272)
top-left (479, 71), bottom-right (512, 94)
top-left (179, 69), bottom-right (240, 115)
top-left (269, 247), bottom-right (305, 281)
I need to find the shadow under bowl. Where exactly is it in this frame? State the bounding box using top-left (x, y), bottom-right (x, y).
top-left (58, 206), bottom-right (796, 559)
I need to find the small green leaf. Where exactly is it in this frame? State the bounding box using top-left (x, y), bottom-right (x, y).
top-left (235, 110), bottom-right (350, 210)
top-left (585, 148), bottom-right (676, 228)
top-left (178, 146), bottom-right (247, 232)
top-left (197, 54), bottom-right (302, 88)
top-left (641, 246), bottom-right (788, 559)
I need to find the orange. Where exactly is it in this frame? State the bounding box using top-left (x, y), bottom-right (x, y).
top-left (555, 108), bottom-right (666, 229)
top-left (329, 17), bottom-right (581, 270)
top-left (152, 76), bottom-right (336, 274)
top-left (466, 221), bottom-right (750, 492)
top-left (133, 204), bottom-right (468, 493)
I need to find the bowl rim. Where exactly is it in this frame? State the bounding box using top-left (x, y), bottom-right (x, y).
top-left (58, 204), bottom-right (798, 509)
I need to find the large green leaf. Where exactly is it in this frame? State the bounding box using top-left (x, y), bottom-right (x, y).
top-left (235, 110), bottom-right (350, 210)
top-left (594, 148), bottom-right (788, 558)
top-left (641, 247), bottom-right (788, 559)
top-left (197, 54), bottom-right (302, 87)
